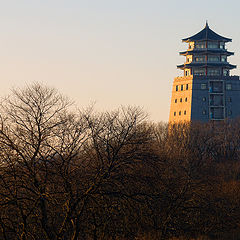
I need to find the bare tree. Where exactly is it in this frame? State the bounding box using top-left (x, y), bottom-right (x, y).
top-left (2, 83), bottom-right (240, 240)
top-left (0, 83), bottom-right (86, 239)
top-left (0, 85), bottom-right (154, 239)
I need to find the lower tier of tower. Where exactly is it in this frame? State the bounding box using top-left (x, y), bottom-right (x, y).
top-left (169, 75), bottom-right (240, 123)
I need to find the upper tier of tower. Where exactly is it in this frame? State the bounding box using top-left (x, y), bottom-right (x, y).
top-left (177, 23), bottom-right (236, 77)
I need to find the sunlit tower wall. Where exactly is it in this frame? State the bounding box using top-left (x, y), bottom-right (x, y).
top-left (169, 23), bottom-right (240, 123)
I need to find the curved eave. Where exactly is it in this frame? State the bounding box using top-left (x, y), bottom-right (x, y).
top-left (179, 50), bottom-right (234, 56)
top-left (182, 38), bottom-right (232, 43)
top-left (182, 24), bottom-right (232, 43)
top-left (177, 63), bottom-right (236, 70)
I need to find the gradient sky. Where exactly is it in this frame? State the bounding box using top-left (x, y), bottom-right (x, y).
top-left (1, 0), bottom-right (240, 122)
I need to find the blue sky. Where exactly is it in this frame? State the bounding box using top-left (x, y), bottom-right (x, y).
top-left (1, 0), bottom-right (240, 121)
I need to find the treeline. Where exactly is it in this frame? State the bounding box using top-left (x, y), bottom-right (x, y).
top-left (1, 83), bottom-right (240, 240)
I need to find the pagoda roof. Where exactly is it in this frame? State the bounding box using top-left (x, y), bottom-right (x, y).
top-left (182, 23), bottom-right (232, 43)
top-left (179, 49), bottom-right (234, 56)
top-left (177, 62), bottom-right (236, 70)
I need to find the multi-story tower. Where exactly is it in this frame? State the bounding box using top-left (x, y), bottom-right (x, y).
top-left (169, 23), bottom-right (240, 122)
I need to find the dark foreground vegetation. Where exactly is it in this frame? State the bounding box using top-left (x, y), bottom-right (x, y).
top-left (1, 83), bottom-right (240, 240)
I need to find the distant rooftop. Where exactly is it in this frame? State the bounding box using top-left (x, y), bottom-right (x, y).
top-left (182, 22), bottom-right (232, 43)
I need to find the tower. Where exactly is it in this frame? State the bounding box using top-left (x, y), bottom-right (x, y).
top-left (169, 23), bottom-right (240, 123)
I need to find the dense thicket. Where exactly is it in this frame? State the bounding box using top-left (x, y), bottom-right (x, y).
top-left (1, 84), bottom-right (240, 240)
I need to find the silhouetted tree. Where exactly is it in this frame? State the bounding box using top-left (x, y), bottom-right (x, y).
top-left (1, 83), bottom-right (240, 240)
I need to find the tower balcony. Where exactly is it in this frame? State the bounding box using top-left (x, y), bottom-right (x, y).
top-left (209, 94), bottom-right (224, 106)
top-left (174, 75), bottom-right (239, 81)
top-left (178, 62), bottom-right (236, 69)
top-left (185, 60), bottom-right (229, 65)
top-left (180, 49), bottom-right (234, 56)
top-left (209, 107), bottom-right (225, 120)
top-left (187, 46), bottom-right (228, 51)
top-left (208, 80), bottom-right (224, 93)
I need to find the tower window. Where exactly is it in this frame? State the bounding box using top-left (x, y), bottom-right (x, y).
top-left (180, 98), bottom-right (182, 102)
top-left (189, 42), bottom-right (194, 49)
top-left (181, 85), bottom-right (183, 91)
top-left (208, 56), bottom-right (219, 62)
top-left (179, 111), bottom-right (181, 116)
top-left (202, 110), bottom-right (206, 115)
top-left (202, 97), bottom-right (206, 101)
top-left (208, 69), bottom-right (220, 76)
top-left (223, 69), bottom-right (229, 76)
top-left (201, 84), bottom-right (207, 90)
top-left (186, 56), bottom-right (192, 63)
top-left (194, 69), bottom-right (205, 76)
top-left (220, 42), bottom-right (225, 49)
top-left (195, 56), bottom-right (205, 62)
top-left (221, 56), bottom-right (227, 62)
top-left (185, 97), bottom-right (187, 102)
top-left (186, 84), bottom-right (188, 90)
top-left (208, 42), bottom-right (218, 49)
top-left (176, 85), bottom-right (178, 91)
top-left (228, 97), bottom-right (232, 102)
top-left (175, 99), bottom-right (177, 103)
top-left (226, 84), bottom-right (232, 90)
top-left (184, 110), bottom-right (186, 115)
top-left (185, 70), bottom-right (191, 76)
top-left (196, 42), bottom-right (206, 49)
top-left (174, 112), bottom-right (176, 116)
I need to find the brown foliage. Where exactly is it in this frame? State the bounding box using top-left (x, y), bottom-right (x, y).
top-left (1, 84), bottom-right (240, 239)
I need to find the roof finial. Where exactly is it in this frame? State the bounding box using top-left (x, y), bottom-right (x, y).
top-left (206, 20), bottom-right (209, 28)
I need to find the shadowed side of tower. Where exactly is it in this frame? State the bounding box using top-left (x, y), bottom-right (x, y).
top-left (169, 23), bottom-right (240, 123)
